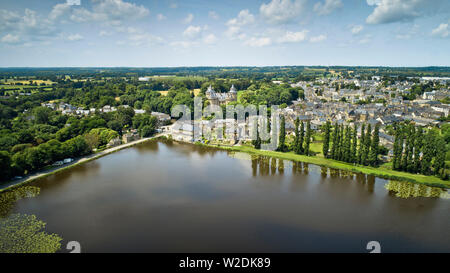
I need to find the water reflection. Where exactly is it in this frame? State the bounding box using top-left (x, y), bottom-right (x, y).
top-left (385, 180), bottom-right (449, 199)
top-left (0, 140), bottom-right (448, 253)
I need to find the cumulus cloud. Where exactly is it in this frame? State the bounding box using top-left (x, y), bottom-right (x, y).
top-left (314, 0), bottom-right (343, 16)
top-left (67, 33), bottom-right (83, 41)
top-left (277, 30), bottom-right (308, 43)
top-left (99, 30), bottom-right (112, 36)
top-left (225, 9), bottom-right (255, 39)
top-left (351, 25), bottom-right (364, 34)
top-left (203, 34), bottom-right (217, 44)
top-left (244, 37), bottom-right (272, 47)
top-left (157, 14), bottom-right (166, 21)
top-left (183, 13), bottom-right (194, 24)
top-left (1, 34), bottom-right (20, 44)
top-left (0, 8), bottom-right (56, 44)
top-left (128, 32), bottom-right (164, 46)
top-left (70, 0), bottom-right (149, 26)
top-left (260, 0), bottom-right (307, 24)
top-left (183, 25), bottom-right (202, 39)
top-left (366, 0), bottom-right (449, 24)
top-left (431, 23), bottom-right (449, 38)
top-left (208, 11), bottom-right (219, 20)
top-left (49, 3), bottom-right (71, 21)
top-left (309, 34), bottom-right (327, 42)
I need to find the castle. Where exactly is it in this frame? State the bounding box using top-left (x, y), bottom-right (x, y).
top-left (206, 85), bottom-right (237, 106)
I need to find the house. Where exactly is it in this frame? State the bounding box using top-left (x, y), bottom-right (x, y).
top-left (171, 122), bottom-right (200, 142)
top-left (151, 111), bottom-right (171, 124)
top-left (107, 137), bottom-right (122, 148)
top-left (122, 130), bottom-right (140, 143)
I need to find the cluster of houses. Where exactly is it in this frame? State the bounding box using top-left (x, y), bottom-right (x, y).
top-left (40, 102), bottom-right (171, 125)
top-left (170, 76), bottom-right (449, 160)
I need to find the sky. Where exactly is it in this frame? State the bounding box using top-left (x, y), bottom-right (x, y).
top-left (0, 0), bottom-right (449, 67)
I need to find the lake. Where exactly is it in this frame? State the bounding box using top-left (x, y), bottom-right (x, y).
top-left (1, 140), bottom-right (449, 252)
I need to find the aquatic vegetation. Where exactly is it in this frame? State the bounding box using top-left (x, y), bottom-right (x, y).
top-left (0, 186), bottom-right (40, 217)
top-left (0, 187), bottom-right (63, 253)
top-left (0, 214), bottom-right (62, 253)
top-left (384, 180), bottom-right (449, 199)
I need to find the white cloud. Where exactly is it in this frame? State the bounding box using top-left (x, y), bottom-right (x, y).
top-left (277, 30), bottom-right (308, 43)
top-left (208, 11), bottom-right (219, 20)
top-left (314, 0), bottom-right (343, 16)
top-left (260, 0), bottom-right (307, 24)
top-left (183, 13), bottom-right (194, 24)
top-left (245, 37), bottom-right (272, 47)
top-left (225, 9), bottom-right (255, 39)
top-left (70, 0), bottom-right (149, 26)
top-left (49, 3), bottom-right (71, 21)
top-left (309, 34), bottom-right (327, 42)
top-left (431, 23), bottom-right (449, 38)
top-left (366, 0), bottom-right (381, 5)
top-left (67, 33), bottom-right (83, 41)
top-left (351, 25), bottom-right (364, 34)
top-left (203, 34), bottom-right (217, 44)
top-left (128, 33), bottom-right (164, 46)
top-left (170, 3), bottom-right (178, 9)
top-left (1, 34), bottom-right (20, 44)
top-left (395, 24), bottom-right (418, 39)
top-left (0, 8), bottom-right (56, 43)
top-left (99, 30), bottom-right (112, 36)
top-left (366, 0), bottom-right (449, 24)
top-left (227, 9), bottom-right (255, 27)
top-left (183, 25), bottom-right (202, 39)
top-left (157, 14), bottom-right (166, 21)
top-left (358, 34), bottom-right (372, 44)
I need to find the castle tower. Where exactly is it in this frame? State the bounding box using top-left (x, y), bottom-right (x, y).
top-left (229, 84), bottom-right (237, 101)
top-left (206, 85), bottom-right (215, 100)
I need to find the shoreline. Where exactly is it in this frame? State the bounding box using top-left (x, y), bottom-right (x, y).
top-left (0, 134), bottom-right (165, 193)
top-left (184, 141), bottom-right (450, 189)
top-left (2, 134), bottom-right (448, 192)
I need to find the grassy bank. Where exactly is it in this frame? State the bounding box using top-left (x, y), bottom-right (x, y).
top-left (196, 142), bottom-right (450, 189)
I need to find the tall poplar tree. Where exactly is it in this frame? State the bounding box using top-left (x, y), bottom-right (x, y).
top-left (407, 125), bottom-right (415, 172)
top-left (294, 117), bottom-right (300, 154)
top-left (421, 129), bottom-right (436, 175)
top-left (299, 121), bottom-right (305, 155)
top-left (331, 122), bottom-right (338, 159)
top-left (351, 124), bottom-right (358, 163)
top-left (323, 121), bottom-right (331, 158)
top-left (305, 121), bottom-right (311, 156)
top-left (362, 123), bottom-right (371, 166)
top-left (343, 126), bottom-right (351, 162)
top-left (358, 124), bottom-right (366, 164)
top-left (413, 127), bottom-right (423, 173)
top-left (433, 136), bottom-right (446, 178)
top-left (368, 123), bottom-right (380, 166)
top-left (278, 115), bottom-right (286, 152)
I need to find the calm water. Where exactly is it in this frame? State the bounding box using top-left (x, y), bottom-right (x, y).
top-left (2, 140), bottom-right (450, 252)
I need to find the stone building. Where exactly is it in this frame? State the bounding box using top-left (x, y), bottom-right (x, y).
top-left (206, 85), bottom-right (237, 106)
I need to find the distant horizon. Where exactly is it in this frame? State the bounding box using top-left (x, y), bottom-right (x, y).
top-left (0, 65), bottom-right (449, 69)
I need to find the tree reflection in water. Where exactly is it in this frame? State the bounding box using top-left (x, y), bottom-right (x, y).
top-left (385, 180), bottom-right (449, 199)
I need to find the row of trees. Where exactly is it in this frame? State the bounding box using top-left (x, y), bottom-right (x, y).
top-left (323, 122), bottom-right (381, 166)
top-left (392, 123), bottom-right (447, 178)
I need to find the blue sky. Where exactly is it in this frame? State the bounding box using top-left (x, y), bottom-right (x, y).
top-left (0, 0), bottom-right (449, 67)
